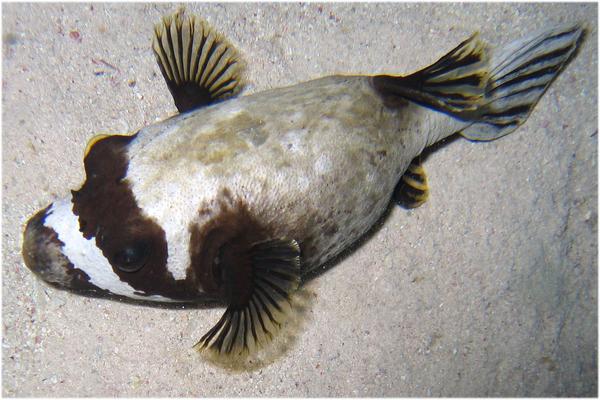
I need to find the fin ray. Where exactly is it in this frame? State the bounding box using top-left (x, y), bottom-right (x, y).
top-left (372, 24), bottom-right (585, 141)
top-left (194, 239), bottom-right (301, 359)
top-left (462, 24), bottom-right (586, 140)
top-left (373, 33), bottom-right (489, 114)
top-left (394, 157), bottom-right (430, 209)
top-left (153, 9), bottom-right (246, 113)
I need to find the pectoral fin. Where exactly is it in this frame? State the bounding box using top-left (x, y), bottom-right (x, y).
top-left (195, 239), bottom-right (301, 358)
top-left (153, 9), bottom-right (246, 113)
top-left (394, 157), bottom-right (429, 209)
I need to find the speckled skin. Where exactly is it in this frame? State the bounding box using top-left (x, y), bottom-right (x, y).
top-left (126, 75), bottom-right (464, 280)
top-left (22, 20), bottom-right (587, 305)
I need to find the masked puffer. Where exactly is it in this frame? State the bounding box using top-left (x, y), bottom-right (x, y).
top-left (22, 10), bottom-right (586, 360)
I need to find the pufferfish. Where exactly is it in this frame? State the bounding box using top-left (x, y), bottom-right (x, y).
top-left (22, 10), bottom-right (585, 360)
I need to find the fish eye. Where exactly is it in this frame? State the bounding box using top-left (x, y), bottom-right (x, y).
top-left (113, 241), bottom-right (150, 273)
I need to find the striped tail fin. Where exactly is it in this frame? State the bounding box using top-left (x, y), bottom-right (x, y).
top-left (462, 24), bottom-right (586, 140)
top-left (372, 24), bottom-right (586, 141)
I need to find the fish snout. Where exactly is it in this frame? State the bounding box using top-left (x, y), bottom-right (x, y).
top-left (22, 204), bottom-right (90, 291)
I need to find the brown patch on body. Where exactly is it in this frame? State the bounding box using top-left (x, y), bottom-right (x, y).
top-left (71, 134), bottom-right (199, 301)
top-left (370, 76), bottom-right (411, 109)
top-left (177, 112), bottom-right (264, 165)
top-left (188, 191), bottom-right (274, 306)
top-left (323, 222), bottom-right (339, 237)
top-left (362, 148), bottom-right (389, 167)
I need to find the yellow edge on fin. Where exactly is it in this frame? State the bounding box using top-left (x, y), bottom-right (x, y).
top-left (84, 132), bottom-right (136, 157)
top-left (394, 157), bottom-right (430, 209)
top-left (194, 239), bottom-right (301, 360)
top-left (152, 9), bottom-right (246, 113)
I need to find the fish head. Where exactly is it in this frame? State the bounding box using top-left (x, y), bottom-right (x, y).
top-left (22, 134), bottom-right (218, 304)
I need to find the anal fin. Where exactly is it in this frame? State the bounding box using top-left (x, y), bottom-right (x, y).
top-left (194, 239), bottom-right (301, 359)
top-left (153, 9), bottom-right (246, 113)
top-left (394, 157), bottom-right (429, 209)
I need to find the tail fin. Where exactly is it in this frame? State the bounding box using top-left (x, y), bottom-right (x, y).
top-left (372, 24), bottom-right (586, 141)
top-left (462, 24), bottom-right (586, 140)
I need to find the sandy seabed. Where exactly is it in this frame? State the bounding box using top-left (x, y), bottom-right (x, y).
top-left (2, 3), bottom-right (597, 396)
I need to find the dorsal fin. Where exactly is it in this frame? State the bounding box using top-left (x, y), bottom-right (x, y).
top-left (152, 9), bottom-right (246, 113)
top-left (373, 24), bottom-right (585, 141)
top-left (373, 33), bottom-right (490, 116)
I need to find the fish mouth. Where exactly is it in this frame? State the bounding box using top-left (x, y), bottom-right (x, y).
top-left (22, 202), bottom-right (204, 304)
top-left (22, 204), bottom-right (98, 292)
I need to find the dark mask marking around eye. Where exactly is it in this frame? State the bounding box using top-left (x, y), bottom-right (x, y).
top-left (71, 134), bottom-right (199, 301)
